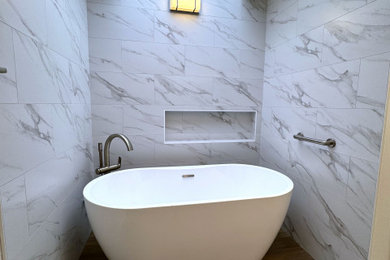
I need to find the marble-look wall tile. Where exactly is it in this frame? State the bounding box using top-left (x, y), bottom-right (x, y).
top-left (185, 46), bottom-right (239, 77)
top-left (213, 18), bottom-right (266, 50)
top-left (16, 161), bottom-right (91, 260)
top-left (25, 151), bottom-right (80, 234)
top-left (265, 2), bottom-right (297, 48)
top-left (90, 72), bottom-right (155, 105)
top-left (89, 38), bottom-right (122, 72)
top-left (266, 0), bottom-right (297, 19)
top-left (0, 104), bottom-right (56, 186)
top-left (165, 111), bottom-right (256, 142)
top-left (209, 141), bottom-right (259, 164)
top-left (154, 12), bottom-right (214, 47)
top-left (357, 53), bottom-right (390, 114)
top-left (316, 108), bottom-right (383, 162)
top-left (47, 0), bottom-right (89, 67)
top-left (239, 49), bottom-right (265, 79)
top-left (323, 0), bottom-right (390, 64)
top-left (262, 0), bottom-right (389, 258)
top-left (154, 75), bottom-right (214, 106)
top-left (0, 0), bottom-right (47, 42)
top-left (0, 22), bottom-right (17, 104)
top-left (347, 157), bottom-right (378, 233)
top-left (213, 77), bottom-right (262, 107)
top-left (0, 1), bottom-right (92, 259)
top-left (13, 31), bottom-right (61, 104)
top-left (263, 60), bottom-right (360, 109)
top-left (154, 141), bottom-right (214, 166)
top-left (0, 176), bottom-right (29, 260)
top-left (261, 107), bottom-right (316, 143)
top-left (297, 0), bottom-right (366, 35)
top-left (87, 3), bottom-right (154, 41)
top-left (123, 105), bottom-right (164, 135)
top-left (241, 0), bottom-right (266, 23)
top-left (87, 0), bottom-right (121, 5)
top-left (122, 41), bottom-right (185, 75)
top-left (89, 0), bottom-right (265, 171)
top-left (201, 0), bottom-right (242, 19)
top-left (121, 0), bottom-right (168, 10)
top-left (92, 105), bottom-right (123, 136)
top-left (265, 26), bottom-right (323, 77)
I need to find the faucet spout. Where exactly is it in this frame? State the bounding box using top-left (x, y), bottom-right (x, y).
top-left (103, 134), bottom-right (133, 167)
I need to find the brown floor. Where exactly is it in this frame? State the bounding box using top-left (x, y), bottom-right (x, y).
top-left (80, 232), bottom-right (313, 260)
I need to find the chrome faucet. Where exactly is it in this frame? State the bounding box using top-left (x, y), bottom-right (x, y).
top-left (96, 134), bottom-right (133, 175)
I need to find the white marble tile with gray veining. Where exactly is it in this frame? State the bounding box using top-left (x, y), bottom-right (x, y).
top-left (123, 105), bottom-right (164, 135)
top-left (89, 38), bottom-right (122, 72)
top-left (213, 18), bottom-right (266, 50)
top-left (154, 75), bottom-right (214, 106)
top-left (50, 104), bottom-right (92, 155)
top-left (213, 77), bottom-right (262, 107)
top-left (123, 41), bottom-right (185, 75)
top-left (259, 136), bottom-right (290, 173)
top-left (316, 108), bottom-right (384, 162)
top-left (87, 3), bottom-right (154, 41)
top-left (266, 0), bottom-right (297, 19)
top-left (201, 0), bottom-right (242, 19)
top-left (209, 141), bottom-right (259, 165)
top-left (92, 105), bottom-right (123, 136)
top-left (87, 0), bottom-right (121, 5)
top-left (323, 0), bottom-right (390, 65)
top-left (288, 143), bottom-right (350, 196)
top-left (241, 0), bottom-right (266, 23)
top-left (90, 72), bottom-right (155, 105)
top-left (155, 11), bottom-right (215, 47)
top-left (165, 111), bottom-right (256, 142)
top-left (0, 22), bottom-right (17, 104)
top-left (154, 141), bottom-right (214, 166)
top-left (0, 104), bottom-right (55, 185)
top-left (266, 2), bottom-right (297, 48)
top-left (13, 31), bottom-right (61, 103)
top-left (357, 53), bottom-right (390, 114)
top-left (24, 151), bottom-right (80, 235)
top-left (261, 107), bottom-right (316, 143)
top-left (239, 49), bottom-right (265, 79)
top-left (47, 0), bottom-right (89, 67)
top-left (0, 176), bottom-right (29, 260)
top-left (297, 0), bottom-right (366, 36)
top-left (16, 166), bottom-right (90, 260)
top-left (185, 46), bottom-right (240, 77)
top-left (263, 60), bottom-right (360, 108)
top-left (265, 26), bottom-right (324, 77)
top-left (121, 0), bottom-right (168, 10)
top-left (68, 62), bottom-right (90, 104)
top-left (346, 157), bottom-right (379, 233)
top-left (0, 0), bottom-right (47, 43)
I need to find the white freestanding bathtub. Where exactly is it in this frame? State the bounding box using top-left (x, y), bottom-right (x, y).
top-left (83, 164), bottom-right (293, 260)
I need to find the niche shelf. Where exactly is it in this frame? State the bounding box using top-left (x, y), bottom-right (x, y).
top-left (164, 110), bottom-right (257, 144)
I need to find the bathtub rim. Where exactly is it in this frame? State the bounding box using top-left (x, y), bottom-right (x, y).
top-left (83, 164), bottom-right (294, 210)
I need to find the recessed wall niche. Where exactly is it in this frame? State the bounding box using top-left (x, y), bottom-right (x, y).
top-left (164, 110), bottom-right (257, 144)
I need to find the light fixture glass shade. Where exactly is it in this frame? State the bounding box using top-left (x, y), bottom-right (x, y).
top-left (170, 0), bottom-right (201, 13)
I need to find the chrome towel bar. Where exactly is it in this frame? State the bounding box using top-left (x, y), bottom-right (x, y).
top-left (293, 132), bottom-right (336, 148)
top-left (0, 67), bottom-right (6, 73)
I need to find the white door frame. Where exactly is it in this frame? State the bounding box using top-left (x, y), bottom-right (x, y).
top-left (369, 76), bottom-right (390, 260)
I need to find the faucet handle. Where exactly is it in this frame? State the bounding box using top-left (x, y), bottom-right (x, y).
top-left (117, 156), bottom-right (122, 166)
top-left (98, 143), bottom-right (103, 168)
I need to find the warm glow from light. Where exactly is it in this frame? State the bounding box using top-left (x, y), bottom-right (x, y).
top-left (170, 0), bottom-right (201, 13)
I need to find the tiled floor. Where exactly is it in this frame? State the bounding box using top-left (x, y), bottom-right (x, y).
top-left (79, 232), bottom-right (313, 260)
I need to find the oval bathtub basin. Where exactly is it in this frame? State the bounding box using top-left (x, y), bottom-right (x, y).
top-left (83, 164), bottom-right (293, 260)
